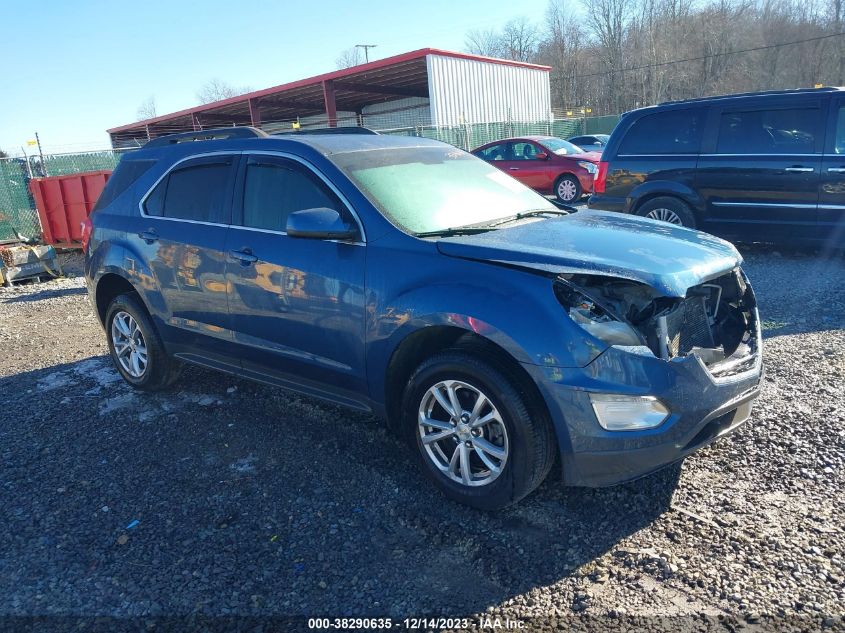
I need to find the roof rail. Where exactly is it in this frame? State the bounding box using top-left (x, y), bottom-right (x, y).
top-left (143, 126), bottom-right (268, 148)
top-left (658, 86), bottom-right (842, 106)
top-left (275, 127), bottom-right (379, 136)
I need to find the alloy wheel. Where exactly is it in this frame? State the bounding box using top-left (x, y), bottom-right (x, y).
top-left (645, 207), bottom-right (683, 225)
top-left (417, 380), bottom-right (509, 487)
top-left (110, 311), bottom-right (148, 378)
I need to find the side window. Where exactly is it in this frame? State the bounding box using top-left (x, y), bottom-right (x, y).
top-left (476, 143), bottom-right (507, 161)
top-left (241, 160), bottom-right (343, 232)
top-left (569, 136), bottom-right (587, 145)
top-left (834, 106), bottom-right (845, 154)
top-left (619, 108), bottom-right (704, 154)
top-left (144, 158), bottom-right (233, 223)
top-left (511, 142), bottom-right (541, 160)
top-left (717, 108), bottom-right (819, 154)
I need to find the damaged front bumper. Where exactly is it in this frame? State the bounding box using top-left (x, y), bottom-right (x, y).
top-left (523, 307), bottom-right (763, 487)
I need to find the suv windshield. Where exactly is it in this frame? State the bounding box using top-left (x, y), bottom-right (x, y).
top-left (540, 138), bottom-right (584, 155)
top-left (332, 146), bottom-right (556, 235)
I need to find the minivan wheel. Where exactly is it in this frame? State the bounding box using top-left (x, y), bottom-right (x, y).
top-left (402, 350), bottom-right (555, 510)
top-left (105, 293), bottom-right (180, 391)
top-left (637, 196), bottom-right (696, 228)
top-left (555, 174), bottom-right (582, 203)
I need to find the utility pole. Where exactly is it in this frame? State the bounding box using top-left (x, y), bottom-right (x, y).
top-left (35, 132), bottom-right (46, 177)
top-left (355, 44), bottom-right (377, 63)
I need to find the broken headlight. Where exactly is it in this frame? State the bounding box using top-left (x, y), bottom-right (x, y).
top-left (555, 281), bottom-right (642, 347)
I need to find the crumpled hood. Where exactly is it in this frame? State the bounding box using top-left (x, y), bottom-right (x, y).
top-left (436, 210), bottom-right (742, 297)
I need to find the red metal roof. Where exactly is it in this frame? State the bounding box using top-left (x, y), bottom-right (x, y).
top-left (107, 48), bottom-right (551, 134)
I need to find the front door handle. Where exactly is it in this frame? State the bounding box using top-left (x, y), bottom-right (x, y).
top-left (828, 167), bottom-right (845, 173)
top-left (508, 167), bottom-right (520, 171)
top-left (138, 229), bottom-right (158, 244)
top-left (784, 166), bottom-right (814, 173)
top-left (229, 248), bottom-right (258, 266)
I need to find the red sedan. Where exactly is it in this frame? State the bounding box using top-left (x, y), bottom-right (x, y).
top-left (471, 136), bottom-right (601, 203)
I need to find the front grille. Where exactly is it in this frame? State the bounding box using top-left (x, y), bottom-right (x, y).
top-left (664, 295), bottom-right (714, 356)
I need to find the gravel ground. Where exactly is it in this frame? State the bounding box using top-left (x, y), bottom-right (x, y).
top-left (0, 248), bottom-right (843, 631)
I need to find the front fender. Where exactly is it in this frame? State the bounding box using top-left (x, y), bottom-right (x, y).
top-left (366, 266), bottom-right (607, 407)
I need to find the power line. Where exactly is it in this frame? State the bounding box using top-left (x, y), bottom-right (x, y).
top-left (572, 30), bottom-right (845, 80)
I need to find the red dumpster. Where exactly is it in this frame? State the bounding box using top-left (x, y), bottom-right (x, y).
top-left (29, 170), bottom-right (111, 248)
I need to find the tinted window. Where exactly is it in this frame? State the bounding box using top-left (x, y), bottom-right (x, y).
top-left (717, 108), bottom-right (818, 154)
top-left (93, 159), bottom-right (155, 211)
top-left (145, 160), bottom-right (232, 222)
top-left (242, 161), bottom-right (341, 231)
top-left (620, 108), bottom-right (704, 154)
top-left (834, 106), bottom-right (845, 154)
top-left (475, 143), bottom-right (507, 161)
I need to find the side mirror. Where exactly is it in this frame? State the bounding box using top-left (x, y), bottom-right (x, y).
top-left (535, 151), bottom-right (549, 160)
top-left (286, 207), bottom-right (358, 241)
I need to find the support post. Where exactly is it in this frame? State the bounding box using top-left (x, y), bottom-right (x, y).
top-left (322, 80), bottom-right (337, 128)
top-left (248, 98), bottom-right (262, 128)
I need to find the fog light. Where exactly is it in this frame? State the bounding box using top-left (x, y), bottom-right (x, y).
top-left (590, 394), bottom-right (669, 431)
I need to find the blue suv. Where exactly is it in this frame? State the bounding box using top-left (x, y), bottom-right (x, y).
top-left (85, 127), bottom-right (762, 509)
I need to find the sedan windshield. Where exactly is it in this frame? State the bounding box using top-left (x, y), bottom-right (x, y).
top-left (332, 146), bottom-right (556, 235)
top-left (539, 138), bottom-right (584, 155)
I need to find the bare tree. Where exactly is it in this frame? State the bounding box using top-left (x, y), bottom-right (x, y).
top-left (465, 28), bottom-right (504, 57)
top-left (539, 1), bottom-right (588, 107)
top-left (196, 79), bottom-right (252, 105)
top-left (336, 47), bottom-right (365, 69)
top-left (136, 96), bottom-right (157, 121)
top-left (501, 17), bottom-right (540, 61)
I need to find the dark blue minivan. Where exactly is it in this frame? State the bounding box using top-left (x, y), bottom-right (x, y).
top-left (589, 87), bottom-right (845, 247)
top-left (85, 128), bottom-right (762, 509)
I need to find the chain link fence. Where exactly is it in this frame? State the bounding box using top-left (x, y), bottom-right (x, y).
top-left (1, 113), bottom-right (619, 242)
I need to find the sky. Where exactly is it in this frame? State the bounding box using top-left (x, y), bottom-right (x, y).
top-left (0, 0), bottom-right (551, 155)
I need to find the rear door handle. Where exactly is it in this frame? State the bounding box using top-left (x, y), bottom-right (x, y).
top-left (229, 248), bottom-right (258, 266)
top-left (138, 229), bottom-right (158, 244)
top-left (508, 167), bottom-right (520, 171)
top-left (784, 166), bottom-right (814, 173)
top-left (828, 167), bottom-right (845, 173)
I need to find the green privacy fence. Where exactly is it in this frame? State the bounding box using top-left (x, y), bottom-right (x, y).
top-left (0, 151), bottom-right (120, 241)
top-left (0, 115), bottom-right (620, 242)
top-left (380, 115), bottom-right (620, 150)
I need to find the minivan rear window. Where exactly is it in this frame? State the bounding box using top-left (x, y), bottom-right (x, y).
top-left (619, 108), bottom-right (704, 154)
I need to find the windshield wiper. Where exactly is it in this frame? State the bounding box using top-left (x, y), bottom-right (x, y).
top-left (482, 208), bottom-right (570, 229)
top-left (414, 226), bottom-right (497, 238)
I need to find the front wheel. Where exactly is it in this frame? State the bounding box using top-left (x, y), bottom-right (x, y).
top-left (402, 350), bottom-right (556, 510)
top-left (555, 174), bottom-right (582, 203)
top-left (105, 293), bottom-right (180, 391)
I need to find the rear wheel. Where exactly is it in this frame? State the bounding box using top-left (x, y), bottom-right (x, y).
top-left (105, 293), bottom-right (180, 391)
top-left (402, 349), bottom-right (555, 510)
top-left (636, 196), bottom-right (696, 228)
top-left (555, 174), bottom-right (582, 203)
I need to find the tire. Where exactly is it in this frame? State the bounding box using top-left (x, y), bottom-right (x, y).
top-left (554, 174), bottom-right (582, 203)
top-left (636, 196), bottom-right (697, 228)
top-left (402, 349), bottom-right (556, 510)
top-left (105, 293), bottom-right (180, 391)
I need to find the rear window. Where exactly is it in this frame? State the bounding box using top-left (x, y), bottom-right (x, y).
top-left (620, 108), bottom-right (704, 154)
top-left (144, 159), bottom-right (232, 223)
top-left (716, 108), bottom-right (819, 154)
top-left (92, 159), bottom-right (155, 211)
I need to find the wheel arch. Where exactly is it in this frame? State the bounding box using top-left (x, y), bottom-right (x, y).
top-left (94, 272), bottom-right (147, 326)
top-left (382, 326), bottom-right (554, 444)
